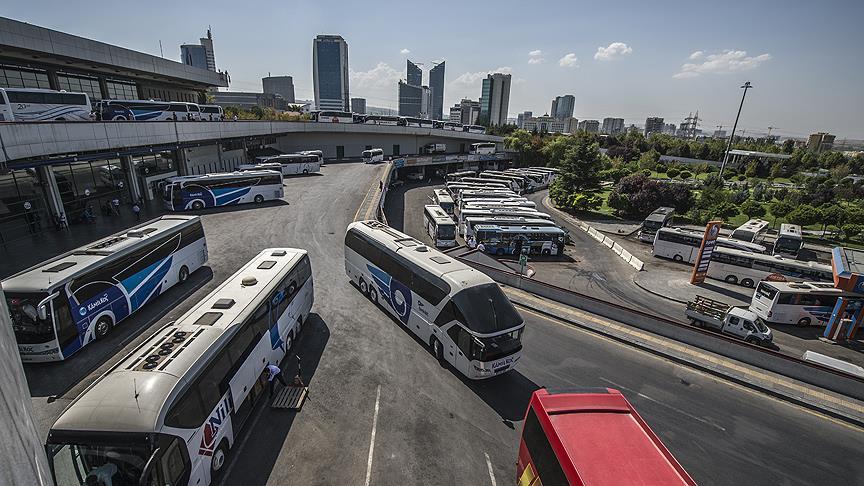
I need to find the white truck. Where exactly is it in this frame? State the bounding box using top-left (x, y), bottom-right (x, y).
top-left (685, 295), bottom-right (773, 346)
top-left (422, 143), bottom-right (447, 154)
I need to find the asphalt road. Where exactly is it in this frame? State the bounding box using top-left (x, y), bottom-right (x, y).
top-left (21, 166), bottom-right (864, 485)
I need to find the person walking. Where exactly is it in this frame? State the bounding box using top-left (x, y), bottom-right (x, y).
top-left (132, 203), bottom-right (141, 221)
top-left (476, 241), bottom-right (486, 253)
top-left (467, 236), bottom-right (476, 249)
top-left (266, 363), bottom-right (288, 397)
top-left (111, 198), bottom-right (121, 216)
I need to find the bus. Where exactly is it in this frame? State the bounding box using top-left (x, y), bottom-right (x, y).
top-left (443, 121), bottom-right (463, 131)
top-left (402, 117), bottom-right (435, 128)
top-left (479, 172), bottom-right (525, 193)
top-left (423, 205), bottom-right (458, 248)
top-left (458, 207), bottom-right (548, 236)
top-left (363, 115), bottom-right (401, 126)
top-left (459, 199), bottom-right (536, 213)
top-left (0, 88), bottom-right (91, 122)
top-left (638, 207), bottom-right (675, 243)
top-left (458, 193), bottom-right (522, 211)
top-left (97, 100), bottom-right (196, 121)
top-left (750, 281), bottom-right (858, 327)
top-left (45, 248), bottom-right (313, 485)
top-left (464, 216), bottom-right (558, 239)
top-left (162, 171), bottom-right (284, 211)
top-left (313, 110), bottom-right (354, 123)
top-left (474, 224), bottom-right (566, 256)
top-left (773, 223), bottom-right (804, 258)
top-left (450, 177), bottom-right (511, 188)
top-left (432, 189), bottom-right (455, 216)
top-left (730, 218), bottom-right (770, 243)
top-left (464, 125), bottom-right (486, 134)
top-left (199, 104), bottom-right (224, 121)
top-left (446, 182), bottom-right (510, 196)
top-left (517, 388), bottom-right (696, 486)
top-left (708, 247), bottom-right (833, 288)
top-left (300, 150), bottom-right (325, 165)
top-left (184, 103), bottom-right (202, 121)
top-left (3, 215), bottom-right (207, 362)
top-left (344, 221), bottom-right (524, 379)
top-left (445, 170), bottom-right (477, 182)
top-left (362, 148), bottom-right (385, 164)
top-left (652, 227), bottom-right (767, 263)
top-left (258, 153), bottom-right (321, 175)
top-left (470, 142), bottom-right (496, 155)
top-left (506, 169), bottom-right (549, 189)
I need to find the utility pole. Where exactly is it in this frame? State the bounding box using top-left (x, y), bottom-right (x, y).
top-left (719, 81), bottom-right (753, 178)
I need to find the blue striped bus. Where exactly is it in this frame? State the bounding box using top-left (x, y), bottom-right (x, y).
top-left (162, 171), bottom-right (284, 211)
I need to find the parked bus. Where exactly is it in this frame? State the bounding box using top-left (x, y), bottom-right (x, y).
top-left (313, 110), bottom-right (354, 123)
top-left (363, 115), bottom-right (401, 126)
top-left (443, 121), bottom-right (463, 131)
top-left (773, 223), bottom-right (804, 258)
top-left (257, 153), bottom-right (321, 175)
top-left (0, 88), bottom-right (91, 122)
top-left (517, 388), bottom-right (696, 486)
top-left (445, 170), bottom-right (476, 182)
top-left (45, 248), bottom-right (313, 485)
top-left (3, 215), bottom-right (207, 362)
top-left (97, 99), bottom-right (196, 121)
top-left (362, 148), bottom-right (385, 164)
top-left (464, 216), bottom-right (558, 239)
top-left (459, 199), bottom-right (537, 214)
top-left (402, 117), bottom-right (435, 128)
top-left (474, 224), bottom-right (566, 256)
top-left (750, 281), bottom-right (857, 327)
top-left (638, 207), bottom-right (675, 243)
top-left (479, 172), bottom-right (525, 193)
top-left (458, 207), bottom-right (548, 235)
top-left (184, 103), bottom-right (202, 121)
top-left (708, 247), bottom-right (833, 288)
top-left (445, 182), bottom-right (510, 197)
top-left (652, 227), bottom-right (767, 263)
top-left (423, 205), bottom-right (458, 248)
top-left (344, 221), bottom-right (524, 379)
top-left (199, 104), bottom-right (224, 121)
top-left (300, 150), bottom-right (325, 165)
top-left (162, 171), bottom-right (284, 211)
top-left (432, 189), bottom-right (455, 216)
top-left (730, 218), bottom-right (770, 243)
top-left (451, 177), bottom-right (511, 188)
top-left (464, 125), bottom-right (486, 134)
top-left (470, 142), bottom-right (496, 155)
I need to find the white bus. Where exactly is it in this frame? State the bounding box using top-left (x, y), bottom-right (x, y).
top-left (652, 227), bottom-right (767, 263)
top-left (313, 110), bottom-right (354, 123)
top-left (3, 215), bottom-right (207, 362)
top-left (708, 247), bottom-right (833, 288)
top-left (200, 104), bottom-right (224, 121)
top-left (458, 194), bottom-right (525, 212)
top-left (257, 153), bottom-right (321, 175)
top-left (464, 216), bottom-right (558, 239)
top-left (362, 148), bottom-right (385, 164)
top-left (185, 103), bottom-right (202, 121)
top-left (452, 177), bottom-right (510, 187)
top-left (446, 183), bottom-right (511, 198)
top-left (464, 125), bottom-right (487, 134)
top-left (474, 224), bottom-right (566, 256)
top-left (750, 281), bottom-right (858, 327)
top-left (300, 150), bottom-right (325, 165)
top-left (470, 142), bottom-right (497, 155)
top-left (402, 117), bottom-right (435, 128)
top-left (0, 88), bottom-right (91, 122)
top-left (423, 205), bottom-right (458, 248)
top-left (479, 172), bottom-right (525, 193)
top-left (730, 219), bottom-right (770, 243)
top-left (639, 207), bottom-right (675, 243)
top-left (162, 171), bottom-right (284, 211)
top-left (445, 170), bottom-right (476, 182)
top-left (773, 223), bottom-right (804, 258)
top-left (344, 221), bottom-right (524, 379)
top-left (443, 121), bottom-right (463, 131)
top-left (45, 248), bottom-right (313, 485)
top-left (432, 189), bottom-right (455, 216)
top-left (363, 115), bottom-right (401, 126)
top-left (97, 100), bottom-right (195, 121)
top-left (458, 207), bottom-right (548, 236)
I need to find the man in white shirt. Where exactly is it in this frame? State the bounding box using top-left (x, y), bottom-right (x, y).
top-left (477, 242), bottom-right (486, 253)
top-left (266, 363), bottom-right (288, 397)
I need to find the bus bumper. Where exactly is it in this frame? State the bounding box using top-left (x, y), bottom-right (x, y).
top-left (18, 344), bottom-right (62, 363)
top-left (470, 353), bottom-right (521, 379)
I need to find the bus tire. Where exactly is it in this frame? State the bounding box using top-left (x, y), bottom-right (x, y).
top-left (192, 200), bottom-right (204, 210)
top-left (745, 336), bottom-right (756, 344)
top-left (254, 194), bottom-right (265, 203)
top-left (359, 278), bottom-right (368, 295)
top-left (430, 337), bottom-right (444, 365)
top-left (673, 254), bottom-right (683, 262)
top-left (741, 278), bottom-right (755, 288)
top-left (178, 265), bottom-right (189, 284)
top-left (796, 317), bottom-right (811, 328)
top-left (496, 248), bottom-right (505, 256)
top-left (285, 331), bottom-right (293, 351)
top-left (542, 249), bottom-right (551, 256)
top-left (724, 275), bottom-right (738, 285)
top-left (211, 440), bottom-right (229, 476)
top-left (94, 316), bottom-right (113, 340)
top-left (368, 286), bottom-right (378, 305)
top-left (303, 169), bottom-right (309, 174)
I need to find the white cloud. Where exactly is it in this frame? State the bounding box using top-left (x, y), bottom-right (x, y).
top-left (673, 49), bottom-right (772, 79)
top-left (558, 53), bottom-right (579, 68)
top-left (349, 62), bottom-right (401, 89)
top-left (594, 42), bottom-right (633, 61)
top-left (528, 49), bottom-right (545, 64)
top-left (400, 48), bottom-right (410, 55)
top-left (449, 66), bottom-right (512, 88)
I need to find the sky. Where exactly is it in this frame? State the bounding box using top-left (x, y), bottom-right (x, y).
top-left (5, 0), bottom-right (863, 139)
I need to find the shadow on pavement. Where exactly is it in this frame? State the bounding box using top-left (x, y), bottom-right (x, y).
top-left (693, 281), bottom-right (752, 302)
top-left (215, 312), bottom-right (330, 486)
top-left (24, 266), bottom-right (214, 398)
top-left (185, 199), bottom-right (289, 216)
top-left (383, 184), bottom-right (405, 231)
top-left (461, 369), bottom-right (540, 423)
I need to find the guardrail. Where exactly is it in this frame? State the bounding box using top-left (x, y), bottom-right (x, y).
top-left (455, 253), bottom-right (864, 401)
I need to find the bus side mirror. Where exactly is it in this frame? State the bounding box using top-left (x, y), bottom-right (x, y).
top-left (138, 447), bottom-right (161, 486)
top-left (37, 305), bottom-right (48, 321)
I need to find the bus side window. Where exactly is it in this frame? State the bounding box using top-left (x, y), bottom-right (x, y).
top-left (160, 437), bottom-right (187, 485)
top-left (53, 296), bottom-right (79, 348)
top-left (777, 293), bottom-right (795, 305)
top-left (522, 408), bottom-right (568, 485)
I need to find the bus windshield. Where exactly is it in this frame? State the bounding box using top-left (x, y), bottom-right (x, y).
top-left (451, 283), bottom-right (522, 334)
top-left (48, 439), bottom-right (151, 486)
top-left (775, 236), bottom-right (803, 252)
top-left (6, 291), bottom-right (53, 344)
top-left (438, 223), bottom-right (456, 239)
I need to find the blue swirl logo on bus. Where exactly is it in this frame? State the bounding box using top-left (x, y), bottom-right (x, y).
top-left (367, 264), bottom-right (412, 324)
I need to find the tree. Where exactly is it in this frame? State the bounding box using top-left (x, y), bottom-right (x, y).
top-left (559, 193), bottom-right (602, 212)
top-left (787, 204), bottom-right (821, 227)
top-left (769, 200), bottom-right (793, 226)
top-left (666, 167), bottom-right (680, 179)
top-left (709, 201), bottom-right (740, 221)
top-left (744, 161), bottom-right (759, 178)
top-left (548, 133), bottom-right (605, 205)
top-left (842, 224), bottom-right (864, 242)
top-left (679, 170), bottom-right (692, 180)
top-left (739, 199), bottom-right (766, 219)
top-left (606, 174), bottom-right (694, 218)
top-left (820, 204), bottom-right (846, 235)
top-left (638, 149), bottom-right (660, 171)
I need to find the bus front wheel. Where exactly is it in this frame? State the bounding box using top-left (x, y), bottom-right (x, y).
top-left (724, 275), bottom-right (738, 285)
top-left (178, 265), bottom-right (189, 283)
top-left (191, 201), bottom-right (204, 210)
top-left (254, 195), bottom-right (265, 203)
top-left (94, 317), bottom-right (113, 339)
top-left (796, 317), bottom-right (811, 328)
top-left (673, 254), bottom-right (683, 262)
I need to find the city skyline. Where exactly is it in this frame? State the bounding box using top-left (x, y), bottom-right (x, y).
top-left (3, 0), bottom-right (862, 138)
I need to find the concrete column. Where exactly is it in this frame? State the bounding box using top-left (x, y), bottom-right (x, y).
top-left (45, 68), bottom-right (60, 91)
top-left (823, 296), bottom-right (849, 341)
top-left (120, 156), bottom-right (142, 203)
top-left (175, 149), bottom-right (189, 176)
top-left (847, 303), bottom-right (863, 340)
top-left (98, 76), bottom-right (110, 100)
top-left (216, 143), bottom-right (225, 171)
top-left (38, 166), bottom-right (65, 222)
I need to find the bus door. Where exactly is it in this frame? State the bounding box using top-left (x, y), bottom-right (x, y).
top-left (0, 90), bottom-right (12, 121)
top-left (445, 323), bottom-right (474, 372)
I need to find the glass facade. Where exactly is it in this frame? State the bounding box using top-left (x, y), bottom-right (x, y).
top-left (0, 65), bottom-right (50, 89)
top-left (480, 78), bottom-right (491, 118)
top-left (398, 81), bottom-right (422, 117)
top-left (181, 45), bottom-right (209, 70)
top-left (0, 169), bottom-right (50, 245)
top-left (52, 159), bottom-right (129, 223)
top-left (57, 73), bottom-right (101, 100)
top-left (315, 40), bottom-right (345, 109)
top-left (106, 79), bottom-right (138, 100)
top-left (429, 62), bottom-right (445, 121)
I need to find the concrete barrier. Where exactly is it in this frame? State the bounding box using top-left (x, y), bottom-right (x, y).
top-left (611, 242), bottom-right (624, 256)
top-left (602, 237), bottom-right (614, 249)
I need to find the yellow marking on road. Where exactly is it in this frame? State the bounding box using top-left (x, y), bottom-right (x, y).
top-left (513, 295), bottom-right (864, 432)
top-left (354, 174), bottom-right (382, 222)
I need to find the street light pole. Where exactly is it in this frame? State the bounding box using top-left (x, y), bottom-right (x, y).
top-left (719, 81), bottom-right (752, 178)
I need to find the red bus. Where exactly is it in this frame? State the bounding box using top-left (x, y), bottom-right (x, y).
top-left (517, 388), bottom-right (696, 486)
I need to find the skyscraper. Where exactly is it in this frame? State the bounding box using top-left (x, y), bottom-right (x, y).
top-left (262, 76), bottom-right (295, 103)
top-left (807, 132), bottom-right (836, 153)
top-left (180, 28), bottom-right (216, 72)
top-left (479, 73), bottom-right (511, 126)
top-left (313, 35), bottom-right (349, 111)
top-left (407, 60), bottom-right (422, 87)
top-left (517, 111), bottom-right (533, 129)
top-left (551, 95), bottom-right (575, 119)
top-left (351, 97), bottom-right (366, 114)
top-left (428, 61), bottom-right (445, 121)
top-left (601, 117), bottom-right (625, 135)
top-left (644, 117), bottom-right (665, 136)
top-left (398, 81), bottom-right (423, 117)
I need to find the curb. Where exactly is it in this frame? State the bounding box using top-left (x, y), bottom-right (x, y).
top-left (542, 197), bottom-right (645, 271)
top-left (631, 272), bottom-right (690, 305)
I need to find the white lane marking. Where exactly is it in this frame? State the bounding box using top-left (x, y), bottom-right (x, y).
top-left (599, 377), bottom-right (726, 432)
top-left (484, 452), bottom-right (498, 486)
top-left (364, 385), bottom-right (382, 486)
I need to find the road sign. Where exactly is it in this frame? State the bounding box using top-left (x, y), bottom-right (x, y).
top-left (690, 221), bottom-right (722, 284)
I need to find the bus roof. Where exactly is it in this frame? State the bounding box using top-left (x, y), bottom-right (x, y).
top-left (758, 280), bottom-right (851, 294)
top-left (474, 224), bottom-right (566, 234)
top-left (779, 223), bottom-right (803, 238)
top-left (166, 170), bottom-right (279, 183)
top-left (645, 207), bottom-right (675, 222)
top-left (2, 216), bottom-right (200, 293)
top-left (424, 205), bottom-right (454, 224)
top-left (529, 388), bottom-right (696, 485)
top-left (715, 246), bottom-right (831, 270)
top-left (49, 248), bottom-right (307, 434)
top-left (735, 218), bottom-right (770, 232)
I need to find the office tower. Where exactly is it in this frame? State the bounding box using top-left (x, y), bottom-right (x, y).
top-left (807, 132), bottom-right (836, 153)
top-left (479, 73), bottom-right (511, 126)
top-left (351, 97), bottom-right (366, 114)
top-left (313, 35), bottom-right (350, 111)
top-left (262, 76), bottom-right (295, 103)
top-left (517, 111), bottom-right (533, 129)
top-left (398, 81), bottom-right (422, 117)
top-left (459, 99), bottom-right (481, 125)
top-left (429, 61), bottom-right (445, 121)
top-left (407, 60), bottom-right (422, 87)
top-left (577, 119), bottom-right (599, 133)
top-left (180, 28), bottom-right (216, 72)
top-left (551, 95), bottom-right (575, 119)
top-left (601, 117), bottom-right (625, 135)
top-left (449, 105), bottom-right (461, 123)
top-left (644, 117), bottom-right (665, 136)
